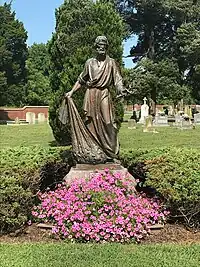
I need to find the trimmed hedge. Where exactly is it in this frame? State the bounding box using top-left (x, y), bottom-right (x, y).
top-left (120, 147), bottom-right (200, 228)
top-left (0, 146), bottom-right (73, 233)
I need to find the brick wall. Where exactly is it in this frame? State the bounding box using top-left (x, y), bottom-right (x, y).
top-left (0, 106), bottom-right (49, 120)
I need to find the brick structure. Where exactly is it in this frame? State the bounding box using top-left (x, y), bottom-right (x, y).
top-left (0, 106), bottom-right (49, 121)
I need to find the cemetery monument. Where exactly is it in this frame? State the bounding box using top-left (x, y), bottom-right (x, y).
top-left (139, 97), bottom-right (149, 124)
top-left (59, 36), bottom-right (128, 166)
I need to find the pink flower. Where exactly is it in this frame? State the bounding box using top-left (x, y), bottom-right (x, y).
top-left (32, 170), bottom-right (168, 243)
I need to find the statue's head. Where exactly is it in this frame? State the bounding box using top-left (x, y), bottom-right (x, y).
top-left (94, 36), bottom-right (108, 56)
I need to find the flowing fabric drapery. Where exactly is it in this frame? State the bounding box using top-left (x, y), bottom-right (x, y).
top-left (59, 97), bottom-right (107, 164)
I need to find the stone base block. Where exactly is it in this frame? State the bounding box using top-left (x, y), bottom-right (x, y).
top-left (64, 163), bottom-right (136, 187)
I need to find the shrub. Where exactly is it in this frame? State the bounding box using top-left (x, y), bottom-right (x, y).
top-left (32, 170), bottom-right (168, 243)
top-left (0, 146), bottom-right (72, 233)
top-left (120, 147), bottom-right (200, 228)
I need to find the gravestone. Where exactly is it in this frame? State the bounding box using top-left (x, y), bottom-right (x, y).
top-left (143, 115), bottom-right (156, 132)
top-left (175, 114), bottom-right (183, 128)
top-left (154, 115), bottom-right (169, 127)
top-left (180, 119), bottom-right (193, 130)
top-left (184, 105), bottom-right (192, 118)
top-left (15, 117), bottom-right (20, 124)
top-left (26, 112), bottom-right (36, 124)
top-left (196, 105), bottom-right (200, 112)
top-left (168, 105), bottom-right (174, 116)
top-left (194, 113), bottom-right (200, 125)
top-left (139, 97), bottom-right (149, 124)
top-left (128, 119), bottom-right (136, 129)
top-left (38, 113), bottom-right (46, 123)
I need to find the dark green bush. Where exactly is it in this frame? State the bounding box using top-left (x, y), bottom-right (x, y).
top-left (0, 146), bottom-right (73, 233)
top-left (120, 147), bottom-right (200, 228)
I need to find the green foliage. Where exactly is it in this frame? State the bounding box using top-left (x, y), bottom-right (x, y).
top-left (25, 43), bottom-right (52, 106)
top-left (48, 0), bottom-right (126, 144)
top-left (0, 146), bottom-right (71, 233)
top-left (116, 0), bottom-right (200, 104)
top-left (120, 147), bottom-right (200, 228)
top-left (124, 59), bottom-right (192, 104)
top-left (0, 3), bottom-right (28, 107)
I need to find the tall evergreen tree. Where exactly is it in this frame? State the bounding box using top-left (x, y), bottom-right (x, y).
top-left (0, 3), bottom-right (28, 106)
top-left (49, 0), bottom-right (127, 145)
top-left (26, 43), bottom-right (52, 105)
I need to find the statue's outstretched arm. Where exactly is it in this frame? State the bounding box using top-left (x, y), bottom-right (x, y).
top-left (66, 60), bottom-right (90, 98)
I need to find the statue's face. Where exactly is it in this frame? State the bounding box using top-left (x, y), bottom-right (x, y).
top-left (96, 42), bottom-right (107, 56)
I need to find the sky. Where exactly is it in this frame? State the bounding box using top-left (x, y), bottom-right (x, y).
top-left (2, 0), bottom-right (136, 68)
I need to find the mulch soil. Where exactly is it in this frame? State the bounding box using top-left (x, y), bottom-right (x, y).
top-left (0, 223), bottom-right (200, 244)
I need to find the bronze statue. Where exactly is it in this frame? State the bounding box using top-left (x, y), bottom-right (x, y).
top-left (60, 36), bottom-right (126, 164)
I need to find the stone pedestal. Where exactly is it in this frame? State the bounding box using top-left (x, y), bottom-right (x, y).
top-left (64, 163), bottom-right (136, 186)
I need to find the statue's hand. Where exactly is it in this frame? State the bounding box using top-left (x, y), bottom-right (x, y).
top-left (116, 93), bottom-right (124, 100)
top-left (65, 90), bottom-right (73, 98)
top-left (116, 88), bottom-right (133, 99)
top-left (124, 88), bottom-right (132, 95)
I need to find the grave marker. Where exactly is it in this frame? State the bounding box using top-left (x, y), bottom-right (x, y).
top-left (139, 97), bottom-right (149, 124)
top-left (128, 119), bottom-right (136, 129)
top-left (26, 112), bottom-right (36, 124)
top-left (194, 113), bottom-right (200, 125)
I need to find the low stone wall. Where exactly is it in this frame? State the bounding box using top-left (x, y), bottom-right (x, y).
top-left (0, 106), bottom-right (49, 122)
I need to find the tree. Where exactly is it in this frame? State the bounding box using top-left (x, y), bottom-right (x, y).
top-left (124, 58), bottom-right (192, 108)
top-left (26, 43), bottom-right (52, 106)
top-left (0, 3), bottom-right (28, 107)
top-left (115, 0), bottom-right (200, 106)
top-left (48, 0), bottom-right (127, 145)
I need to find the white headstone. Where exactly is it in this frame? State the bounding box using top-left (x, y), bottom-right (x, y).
top-left (194, 113), bottom-right (200, 125)
top-left (180, 119), bottom-right (193, 130)
top-left (38, 113), bottom-right (46, 123)
top-left (175, 114), bottom-right (183, 128)
top-left (154, 115), bottom-right (169, 126)
top-left (26, 112), bottom-right (36, 124)
top-left (139, 97), bottom-right (149, 124)
top-left (196, 105), bottom-right (200, 112)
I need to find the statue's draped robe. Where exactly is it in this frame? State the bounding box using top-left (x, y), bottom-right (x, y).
top-left (60, 56), bottom-right (123, 163)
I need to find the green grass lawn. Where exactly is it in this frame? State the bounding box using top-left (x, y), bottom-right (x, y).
top-left (119, 123), bottom-right (200, 150)
top-left (1, 122), bottom-right (200, 149)
top-left (0, 123), bottom-right (54, 148)
top-left (0, 243), bottom-right (199, 267)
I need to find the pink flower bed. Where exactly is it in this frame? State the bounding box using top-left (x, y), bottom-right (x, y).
top-left (32, 170), bottom-right (168, 242)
